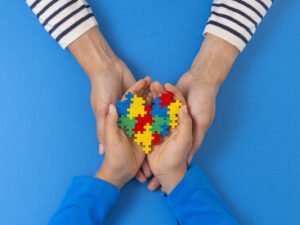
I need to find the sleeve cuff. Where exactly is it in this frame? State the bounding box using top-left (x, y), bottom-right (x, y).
top-left (72, 176), bottom-right (120, 207)
top-left (167, 164), bottom-right (207, 207)
top-left (59, 17), bottom-right (98, 49)
top-left (204, 24), bottom-right (245, 52)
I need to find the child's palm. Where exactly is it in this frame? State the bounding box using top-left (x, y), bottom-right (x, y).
top-left (147, 82), bottom-right (193, 192)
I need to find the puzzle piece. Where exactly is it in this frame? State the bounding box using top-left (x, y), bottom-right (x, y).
top-left (127, 94), bottom-right (146, 119)
top-left (118, 115), bottom-right (137, 137)
top-left (151, 97), bottom-right (169, 118)
top-left (116, 100), bottom-right (130, 116)
top-left (125, 92), bottom-right (134, 100)
top-left (161, 123), bottom-right (170, 136)
top-left (134, 123), bottom-right (153, 154)
top-left (152, 132), bottom-right (161, 144)
top-left (151, 115), bottom-right (171, 134)
top-left (168, 100), bottom-right (182, 115)
top-left (115, 92), bottom-right (135, 116)
top-left (159, 91), bottom-right (175, 108)
top-left (133, 106), bottom-right (154, 133)
top-left (168, 113), bottom-right (179, 129)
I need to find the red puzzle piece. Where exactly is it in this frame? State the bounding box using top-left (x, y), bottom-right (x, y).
top-left (133, 106), bottom-right (154, 133)
top-left (152, 132), bottom-right (161, 144)
top-left (159, 91), bottom-right (175, 108)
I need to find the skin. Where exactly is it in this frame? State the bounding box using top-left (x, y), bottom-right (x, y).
top-left (96, 78), bottom-right (151, 188)
top-left (68, 27), bottom-right (239, 191)
top-left (147, 83), bottom-right (193, 194)
top-left (96, 81), bottom-right (193, 194)
top-left (68, 27), bottom-right (151, 182)
top-left (177, 34), bottom-right (239, 162)
top-left (145, 34), bottom-right (239, 191)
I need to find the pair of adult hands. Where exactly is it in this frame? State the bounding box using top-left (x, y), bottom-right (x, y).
top-left (69, 29), bottom-right (238, 191)
top-left (90, 59), bottom-right (217, 191)
top-left (96, 78), bottom-right (193, 194)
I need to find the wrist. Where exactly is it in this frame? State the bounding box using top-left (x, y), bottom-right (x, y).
top-left (95, 164), bottom-right (127, 189)
top-left (158, 168), bottom-right (187, 194)
top-left (190, 34), bottom-right (239, 87)
top-left (68, 27), bottom-right (120, 80)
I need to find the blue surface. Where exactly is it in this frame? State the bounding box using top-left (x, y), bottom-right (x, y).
top-left (0, 1), bottom-right (299, 225)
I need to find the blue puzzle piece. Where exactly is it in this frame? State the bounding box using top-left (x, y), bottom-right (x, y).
top-left (160, 123), bottom-right (169, 136)
top-left (125, 92), bottom-right (134, 102)
top-left (116, 92), bottom-right (134, 116)
top-left (116, 100), bottom-right (130, 116)
top-left (151, 97), bottom-right (169, 118)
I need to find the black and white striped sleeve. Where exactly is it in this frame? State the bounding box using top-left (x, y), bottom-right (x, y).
top-left (204, 0), bottom-right (273, 51)
top-left (26, 0), bottom-right (98, 49)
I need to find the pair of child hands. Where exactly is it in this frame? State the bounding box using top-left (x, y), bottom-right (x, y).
top-left (96, 77), bottom-right (193, 194)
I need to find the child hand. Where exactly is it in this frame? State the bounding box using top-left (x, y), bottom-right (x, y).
top-left (147, 82), bottom-right (193, 194)
top-left (95, 78), bottom-right (151, 189)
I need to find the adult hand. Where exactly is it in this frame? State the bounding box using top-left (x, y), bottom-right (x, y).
top-left (176, 71), bottom-right (218, 162)
top-left (90, 60), bottom-right (136, 154)
top-left (95, 79), bottom-right (151, 189)
top-left (68, 27), bottom-right (136, 154)
top-left (147, 82), bottom-right (193, 194)
top-left (176, 34), bottom-right (239, 162)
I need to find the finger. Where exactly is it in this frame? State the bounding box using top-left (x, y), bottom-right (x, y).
top-left (99, 144), bottom-right (104, 155)
top-left (104, 104), bottom-right (119, 136)
top-left (141, 76), bottom-right (152, 100)
top-left (178, 105), bottom-right (192, 137)
top-left (188, 122), bottom-right (206, 163)
top-left (142, 160), bottom-right (152, 178)
top-left (136, 170), bottom-right (147, 183)
top-left (148, 177), bottom-right (160, 191)
top-left (153, 81), bottom-right (166, 96)
top-left (144, 75), bottom-right (151, 87)
top-left (145, 91), bottom-right (153, 105)
top-left (164, 83), bottom-right (187, 105)
top-left (95, 105), bottom-right (109, 153)
top-left (122, 79), bottom-right (146, 100)
top-left (150, 82), bottom-right (157, 97)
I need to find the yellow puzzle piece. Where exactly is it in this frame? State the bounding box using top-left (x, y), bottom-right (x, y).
top-left (168, 100), bottom-right (182, 128)
top-left (127, 94), bottom-right (146, 119)
top-left (134, 123), bottom-right (153, 154)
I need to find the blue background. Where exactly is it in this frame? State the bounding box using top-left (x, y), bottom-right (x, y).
top-left (0, 1), bottom-right (299, 225)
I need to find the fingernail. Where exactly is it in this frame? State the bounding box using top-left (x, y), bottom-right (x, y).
top-left (99, 144), bottom-right (104, 155)
top-left (137, 175), bottom-right (147, 183)
top-left (182, 105), bottom-right (188, 114)
top-left (188, 154), bottom-right (194, 164)
top-left (148, 179), bottom-right (158, 191)
top-left (98, 144), bottom-right (102, 154)
top-left (108, 104), bottom-right (114, 114)
top-left (148, 183), bottom-right (155, 191)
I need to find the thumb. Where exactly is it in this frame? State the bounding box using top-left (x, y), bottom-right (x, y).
top-left (177, 105), bottom-right (192, 138)
top-left (187, 124), bottom-right (206, 164)
top-left (104, 104), bottom-right (119, 137)
top-left (95, 105), bottom-right (108, 154)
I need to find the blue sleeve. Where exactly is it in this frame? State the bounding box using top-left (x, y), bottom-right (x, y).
top-left (48, 176), bottom-right (120, 225)
top-left (167, 164), bottom-right (239, 225)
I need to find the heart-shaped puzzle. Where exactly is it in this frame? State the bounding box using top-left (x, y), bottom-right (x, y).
top-left (116, 91), bottom-right (182, 154)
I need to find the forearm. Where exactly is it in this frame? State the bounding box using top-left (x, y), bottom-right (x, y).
top-left (68, 27), bottom-right (120, 80)
top-left (190, 34), bottom-right (239, 87)
top-left (49, 176), bottom-right (120, 225)
top-left (167, 165), bottom-right (239, 225)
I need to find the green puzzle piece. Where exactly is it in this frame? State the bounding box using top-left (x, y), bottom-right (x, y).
top-left (151, 115), bottom-right (171, 133)
top-left (118, 115), bottom-right (137, 137)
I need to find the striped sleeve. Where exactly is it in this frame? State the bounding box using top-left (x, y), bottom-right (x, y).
top-left (26, 0), bottom-right (98, 49)
top-left (204, 0), bottom-right (273, 51)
